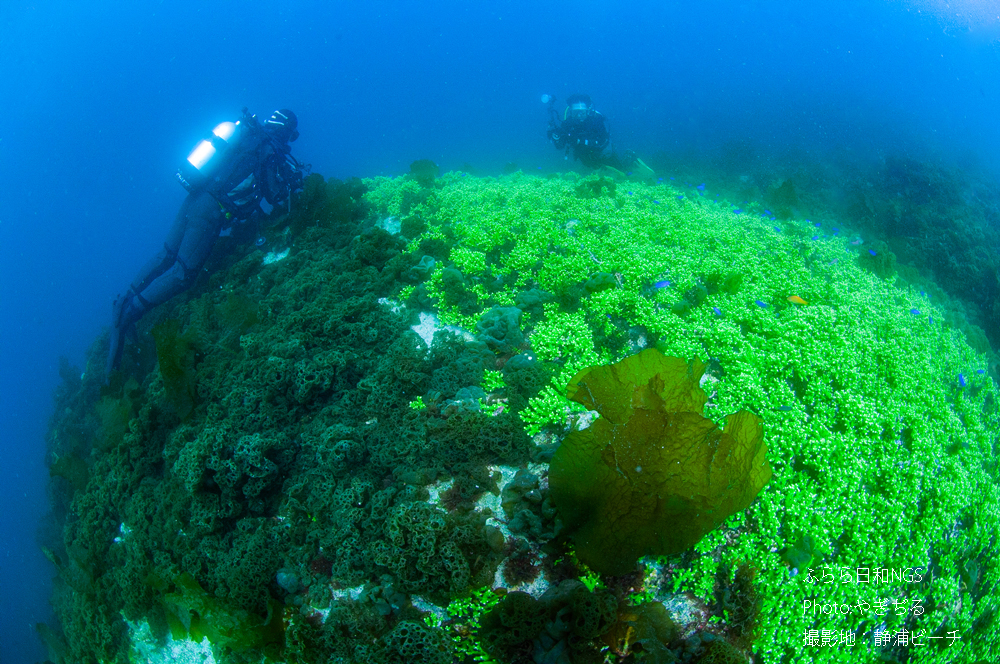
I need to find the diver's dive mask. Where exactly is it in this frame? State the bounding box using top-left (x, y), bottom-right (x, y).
top-left (567, 102), bottom-right (591, 121)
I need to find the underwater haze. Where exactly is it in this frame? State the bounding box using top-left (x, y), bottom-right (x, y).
top-left (2, 1), bottom-right (1000, 662)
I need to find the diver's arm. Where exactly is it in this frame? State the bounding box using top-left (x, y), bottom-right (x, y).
top-left (259, 155), bottom-right (305, 220)
top-left (548, 119), bottom-right (572, 149)
top-left (547, 101), bottom-right (561, 129)
top-left (546, 97), bottom-right (566, 148)
top-left (547, 124), bottom-right (562, 148)
top-left (591, 114), bottom-right (610, 151)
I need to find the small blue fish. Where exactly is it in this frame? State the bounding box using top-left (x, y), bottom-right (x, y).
top-left (977, 369), bottom-right (986, 375)
top-left (811, 235), bottom-right (819, 241)
top-left (755, 299), bottom-right (768, 308)
top-left (958, 373), bottom-right (966, 388)
top-left (653, 280), bottom-right (671, 288)
top-left (814, 221), bottom-right (821, 228)
top-left (697, 183), bottom-right (705, 191)
top-left (670, 177), bottom-right (675, 180)
top-left (627, 191), bottom-right (633, 195)
top-left (626, 172), bottom-right (633, 176)
top-left (653, 200), bottom-right (660, 204)
top-left (763, 209), bottom-right (771, 216)
top-left (928, 316), bottom-right (934, 324)
top-left (657, 177), bottom-right (664, 182)
top-left (832, 227), bottom-right (840, 235)
top-left (868, 249), bottom-right (877, 257)
top-left (774, 226), bottom-right (781, 233)
top-left (712, 306), bottom-right (722, 316)
top-left (677, 195), bottom-right (684, 200)
top-left (733, 209), bottom-right (743, 215)
top-left (910, 308), bottom-right (920, 316)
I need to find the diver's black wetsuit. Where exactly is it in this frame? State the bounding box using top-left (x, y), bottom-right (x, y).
top-left (549, 111), bottom-right (623, 169)
top-left (120, 190), bottom-right (226, 315)
top-left (106, 113), bottom-right (301, 375)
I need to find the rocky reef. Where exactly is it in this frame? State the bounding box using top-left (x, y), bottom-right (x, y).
top-left (44, 170), bottom-right (1000, 663)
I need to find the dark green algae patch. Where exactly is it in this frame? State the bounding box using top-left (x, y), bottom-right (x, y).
top-left (46, 175), bottom-right (539, 663)
top-left (43, 170), bottom-right (1000, 663)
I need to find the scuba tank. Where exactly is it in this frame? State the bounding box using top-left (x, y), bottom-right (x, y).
top-left (176, 120), bottom-right (243, 193)
top-left (175, 110), bottom-right (309, 228)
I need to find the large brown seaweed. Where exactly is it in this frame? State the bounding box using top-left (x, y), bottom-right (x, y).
top-left (549, 348), bottom-right (772, 574)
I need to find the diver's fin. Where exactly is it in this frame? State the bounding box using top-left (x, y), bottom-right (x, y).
top-left (629, 158), bottom-right (656, 182)
top-left (598, 165), bottom-right (627, 178)
top-left (106, 324), bottom-right (125, 378)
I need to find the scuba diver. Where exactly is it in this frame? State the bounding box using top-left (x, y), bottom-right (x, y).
top-left (106, 108), bottom-right (306, 376)
top-left (544, 93), bottom-right (636, 171)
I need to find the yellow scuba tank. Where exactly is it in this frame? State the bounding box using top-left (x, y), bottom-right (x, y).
top-left (176, 121), bottom-right (242, 192)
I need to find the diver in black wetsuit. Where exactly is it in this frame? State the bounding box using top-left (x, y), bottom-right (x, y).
top-left (106, 108), bottom-right (305, 375)
top-left (545, 93), bottom-right (634, 170)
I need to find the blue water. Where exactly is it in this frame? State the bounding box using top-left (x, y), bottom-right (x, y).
top-left (2, 1), bottom-right (999, 660)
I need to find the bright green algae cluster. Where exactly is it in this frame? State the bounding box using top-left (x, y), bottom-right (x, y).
top-left (45, 171), bottom-right (1000, 664)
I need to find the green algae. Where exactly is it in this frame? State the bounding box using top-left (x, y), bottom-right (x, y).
top-left (160, 572), bottom-right (284, 653)
top-left (42, 171), bottom-right (1000, 664)
top-left (151, 318), bottom-right (199, 420)
top-left (409, 159), bottom-right (440, 187)
top-left (48, 452), bottom-right (89, 493)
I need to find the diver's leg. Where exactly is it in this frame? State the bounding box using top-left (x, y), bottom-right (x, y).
top-left (107, 200), bottom-right (189, 375)
top-left (603, 153), bottom-right (624, 171)
top-left (135, 191), bottom-right (224, 307)
top-left (112, 194), bottom-right (195, 326)
top-left (106, 192), bottom-right (221, 374)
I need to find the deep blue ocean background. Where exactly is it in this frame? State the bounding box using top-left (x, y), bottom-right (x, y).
top-left (2, 1), bottom-right (999, 661)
